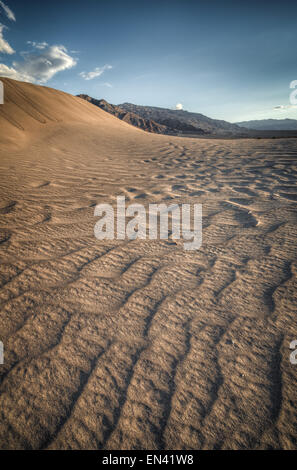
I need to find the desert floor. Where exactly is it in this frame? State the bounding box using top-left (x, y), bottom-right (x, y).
top-left (0, 78), bottom-right (296, 449)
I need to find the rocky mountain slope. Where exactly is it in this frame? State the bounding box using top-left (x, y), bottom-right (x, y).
top-left (119, 103), bottom-right (243, 135)
top-left (77, 95), bottom-right (168, 134)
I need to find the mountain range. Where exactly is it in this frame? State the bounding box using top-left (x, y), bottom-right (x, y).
top-left (77, 95), bottom-right (243, 136)
top-left (77, 94), bottom-right (297, 137)
top-left (119, 103), bottom-right (243, 135)
top-left (236, 118), bottom-right (297, 131)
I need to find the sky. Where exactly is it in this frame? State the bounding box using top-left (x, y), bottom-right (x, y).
top-left (0, 0), bottom-right (297, 122)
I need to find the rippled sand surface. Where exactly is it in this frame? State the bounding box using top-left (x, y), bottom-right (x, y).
top-left (0, 78), bottom-right (296, 449)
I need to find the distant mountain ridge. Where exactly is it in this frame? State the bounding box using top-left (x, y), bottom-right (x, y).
top-left (76, 95), bottom-right (297, 137)
top-left (77, 95), bottom-right (244, 136)
top-left (119, 103), bottom-right (242, 135)
top-left (236, 118), bottom-right (297, 130)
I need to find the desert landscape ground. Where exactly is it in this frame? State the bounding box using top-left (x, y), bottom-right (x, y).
top-left (0, 78), bottom-right (296, 450)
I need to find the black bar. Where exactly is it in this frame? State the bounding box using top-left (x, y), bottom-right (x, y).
top-left (0, 450), bottom-right (296, 466)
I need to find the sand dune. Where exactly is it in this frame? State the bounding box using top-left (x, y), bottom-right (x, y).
top-left (0, 78), bottom-right (296, 450)
top-left (0, 77), bottom-right (143, 149)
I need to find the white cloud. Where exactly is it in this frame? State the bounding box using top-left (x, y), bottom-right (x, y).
top-left (79, 64), bottom-right (112, 80)
top-left (0, 44), bottom-right (77, 83)
top-left (27, 41), bottom-right (48, 50)
top-left (0, 1), bottom-right (15, 22)
top-left (175, 103), bottom-right (183, 110)
top-left (0, 23), bottom-right (14, 54)
top-left (0, 62), bottom-right (28, 80)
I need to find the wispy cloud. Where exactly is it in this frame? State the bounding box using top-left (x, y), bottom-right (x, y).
top-left (0, 1), bottom-right (15, 22)
top-left (27, 41), bottom-right (48, 50)
top-left (79, 64), bottom-right (112, 80)
top-left (0, 23), bottom-right (14, 54)
top-left (0, 43), bottom-right (77, 83)
top-left (274, 104), bottom-right (297, 110)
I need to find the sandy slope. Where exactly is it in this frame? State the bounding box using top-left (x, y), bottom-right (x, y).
top-left (0, 78), bottom-right (296, 450)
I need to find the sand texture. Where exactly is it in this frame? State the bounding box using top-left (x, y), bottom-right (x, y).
top-left (0, 78), bottom-right (296, 450)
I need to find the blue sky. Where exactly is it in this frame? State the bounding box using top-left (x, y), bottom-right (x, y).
top-left (0, 0), bottom-right (297, 122)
